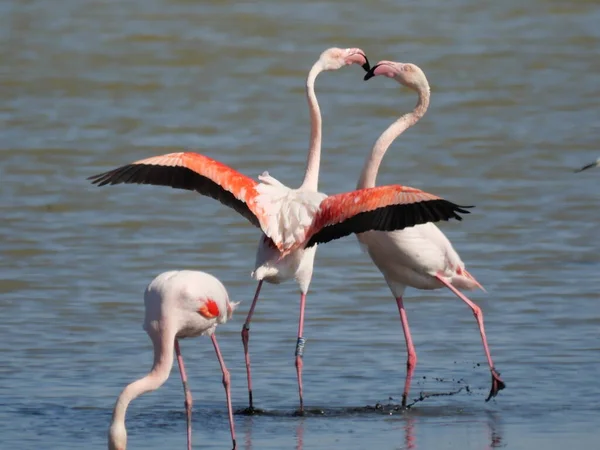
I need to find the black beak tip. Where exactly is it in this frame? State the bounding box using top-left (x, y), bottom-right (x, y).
top-left (361, 58), bottom-right (371, 73)
top-left (363, 64), bottom-right (378, 81)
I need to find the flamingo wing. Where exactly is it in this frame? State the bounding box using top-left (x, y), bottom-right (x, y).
top-left (88, 152), bottom-right (262, 228)
top-left (305, 185), bottom-right (473, 248)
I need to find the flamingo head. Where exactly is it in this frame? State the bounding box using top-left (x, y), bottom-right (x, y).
top-left (318, 47), bottom-right (370, 72)
top-left (364, 61), bottom-right (429, 92)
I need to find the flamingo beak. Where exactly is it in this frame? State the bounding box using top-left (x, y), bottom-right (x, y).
top-left (364, 64), bottom-right (380, 81)
top-left (359, 52), bottom-right (371, 72)
top-left (346, 51), bottom-right (371, 72)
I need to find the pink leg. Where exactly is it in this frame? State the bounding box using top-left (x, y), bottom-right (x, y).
top-left (295, 292), bottom-right (307, 413)
top-left (241, 280), bottom-right (263, 411)
top-left (174, 339), bottom-right (192, 450)
top-left (396, 296), bottom-right (417, 407)
top-left (435, 274), bottom-right (506, 401)
top-left (211, 333), bottom-right (237, 450)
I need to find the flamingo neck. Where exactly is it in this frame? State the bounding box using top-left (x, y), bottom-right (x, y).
top-left (357, 85), bottom-right (430, 189)
top-left (300, 61), bottom-right (324, 191)
top-left (108, 331), bottom-right (175, 450)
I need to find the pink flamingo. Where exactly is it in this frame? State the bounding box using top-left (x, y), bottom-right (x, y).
top-left (91, 47), bottom-right (371, 413)
top-left (238, 47), bottom-right (370, 412)
top-left (107, 270), bottom-right (237, 450)
top-left (575, 157), bottom-right (599, 172)
top-left (359, 60), bottom-right (505, 407)
top-left (89, 51), bottom-right (472, 413)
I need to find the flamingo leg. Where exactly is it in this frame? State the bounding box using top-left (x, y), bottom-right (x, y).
top-left (434, 274), bottom-right (506, 401)
top-left (211, 334), bottom-right (237, 450)
top-left (396, 296), bottom-right (417, 407)
top-left (174, 339), bottom-right (192, 450)
top-left (241, 280), bottom-right (263, 411)
top-left (295, 292), bottom-right (307, 413)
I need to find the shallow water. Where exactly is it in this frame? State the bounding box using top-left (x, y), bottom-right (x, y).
top-left (2, 0), bottom-right (600, 449)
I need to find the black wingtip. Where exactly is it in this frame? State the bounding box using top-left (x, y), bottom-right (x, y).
top-left (87, 168), bottom-right (118, 185)
top-left (305, 199), bottom-right (476, 249)
top-left (574, 162), bottom-right (596, 173)
top-left (456, 205), bottom-right (474, 214)
top-left (87, 172), bottom-right (104, 182)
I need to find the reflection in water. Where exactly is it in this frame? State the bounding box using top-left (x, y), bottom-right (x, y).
top-left (486, 412), bottom-right (505, 449)
top-left (241, 415), bottom-right (306, 450)
top-left (243, 416), bottom-right (253, 450)
top-left (296, 416), bottom-right (305, 450)
top-left (403, 415), bottom-right (416, 450)
top-left (392, 409), bottom-right (505, 450)
top-left (239, 407), bottom-right (504, 450)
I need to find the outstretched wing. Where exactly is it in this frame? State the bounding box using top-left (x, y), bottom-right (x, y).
top-left (574, 158), bottom-right (599, 173)
top-left (88, 152), bottom-right (263, 228)
top-left (305, 185), bottom-right (472, 248)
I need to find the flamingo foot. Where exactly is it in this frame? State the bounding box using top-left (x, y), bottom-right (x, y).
top-left (401, 393), bottom-right (408, 408)
top-left (485, 368), bottom-right (506, 401)
top-left (236, 394), bottom-right (265, 415)
top-left (238, 405), bottom-right (264, 415)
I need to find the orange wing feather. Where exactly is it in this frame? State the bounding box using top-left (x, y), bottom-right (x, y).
top-left (314, 185), bottom-right (441, 228)
top-left (303, 185), bottom-right (472, 248)
top-left (89, 152), bottom-right (266, 229)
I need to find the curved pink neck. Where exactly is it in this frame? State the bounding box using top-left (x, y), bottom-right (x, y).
top-left (300, 61), bottom-right (324, 191)
top-left (357, 85), bottom-right (430, 189)
top-left (109, 330), bottom-right (175, 444)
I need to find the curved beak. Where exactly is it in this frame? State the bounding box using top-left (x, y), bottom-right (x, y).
top-left (359, 52), bottom-right (371, 72)
top-left (347, 51), bottom-right (370, 72)
top-left (364, 64), bottom-right (380, 81)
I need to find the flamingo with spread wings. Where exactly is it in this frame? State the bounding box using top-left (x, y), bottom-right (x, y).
top-left (88, 50), bottom-right (473, 412)
top-left (91, 47), bottom-right (372, 413)
top-left (357, 60), bottom-right (505, 407)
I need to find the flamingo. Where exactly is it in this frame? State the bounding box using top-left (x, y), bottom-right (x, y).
top-left (108, 270), bottom-right (237, 450)
top-left (92, 47), bottom-right (371, 413)
top-left (358, 60), bottom-right (505, 407)
top-left (89, 50), bottom-right (473, 413)
top-left (575, 157), bottom-right (599, 172)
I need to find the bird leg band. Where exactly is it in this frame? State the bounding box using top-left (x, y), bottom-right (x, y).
top-left (295, 337), bottom-right (306, 357)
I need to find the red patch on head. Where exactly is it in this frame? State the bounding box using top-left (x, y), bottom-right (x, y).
top-left (198, 299), bottom-right (220, 319)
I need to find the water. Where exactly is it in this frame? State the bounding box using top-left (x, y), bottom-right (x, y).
top-left (1, 0), bottom-right (599, 448)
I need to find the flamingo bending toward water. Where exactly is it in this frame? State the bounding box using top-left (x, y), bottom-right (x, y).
top-left (108, 270), bottom-right (237, 450)
top-left (575, 157), bottom-right (599, 172)
top-left (91, 47), bottom-right (372, 412)
top-left (358, 60), bottom-right (505, 406)
top-left (89, 50), bottom-right (473, 412)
